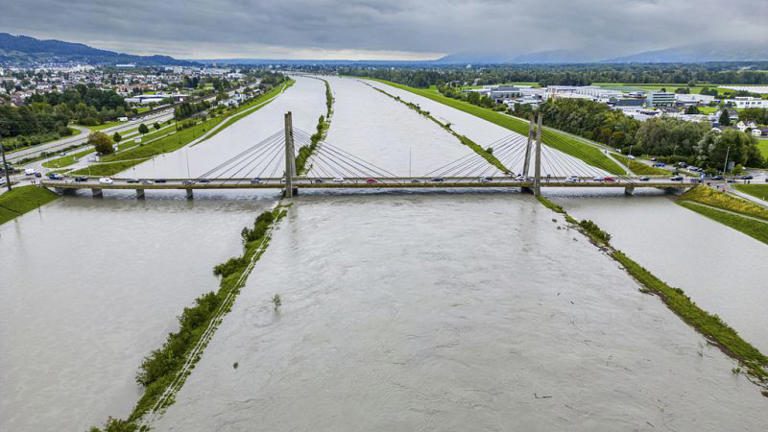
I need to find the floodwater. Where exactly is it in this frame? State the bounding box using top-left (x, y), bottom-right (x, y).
top-left (0, 76), bottom-right (327, 431)
top-left (367, 80), bottom-right (606, 177)
top-left (551, 189), bottom-right (768, 354)
top-left (154, 194), bottom-right (767, 431)
top-left (311, 77), bottom-right (478, 177)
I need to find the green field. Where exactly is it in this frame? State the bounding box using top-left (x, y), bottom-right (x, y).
top-left (375, 80), bottom-right (625, 175)
top-left (0, 185), bottom-right (59, 225)
top-left (757, 140), bottom-right (768, 159)
top-left (592, 82), bottom-right (718, 94)
top-left (734, 184), bottom-right (768, 202)
top-left (612, 154), bottom-right (669, 175)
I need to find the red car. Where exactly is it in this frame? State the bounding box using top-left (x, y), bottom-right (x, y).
top-left (365, 178), bottom-right (378, 184)
top-left (603, 176), bottom-right (616, 183)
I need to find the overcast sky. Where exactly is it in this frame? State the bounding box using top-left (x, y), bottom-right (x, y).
top-left (1, 0), bottom-right (766, 60)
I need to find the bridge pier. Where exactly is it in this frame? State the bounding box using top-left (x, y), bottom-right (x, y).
top-left (624, 185), bottom-right (635, 196)
top-left (136, 189), bottom-right (145, 199)
top-left (185, 188), bottom-right (193, 200)
top-left (91, 188), bottom-right (103, 198)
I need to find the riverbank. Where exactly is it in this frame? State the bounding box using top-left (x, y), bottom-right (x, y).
top-left (536, 194), bottom-right (768, 392)
top-left (70, 81), bottom-right (293, 177)
top-left (676, 185), bottom-right (768, 244)
top-left (90, 204), bottom-right (289, 431)
top-left (735, 184), bottom-right (768, 203)
top-left (0, 185), bottom-right (59, 225)
top-left (368, 79), bottom-right (625, 175)
top-left (368, 82), bottom-right (506, 173)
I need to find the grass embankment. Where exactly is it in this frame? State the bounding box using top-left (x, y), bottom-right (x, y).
top-left (296, 78), bottom-right (333, 175)
top-left (536, 195), bottom-right (768, 390)
top-left (678, 201), bottom-right (768, 245)
top-left (91, 206), bottom-right (289, 432)
top-left (71, 82), bottom-right (292, 177)
top-left (0, 185), bottom-right (59, 225)
top-left (735, 184), bottom-right (768, 202)
top-left (372, 80), bottom-right (625, 175)
top-left (679, 185), bottom-right (768, 220)
top-left (757, 140), bottom-right (768, 159)
top-left (369, 84), bottom-right (507, 173)
top-left (612, 154), bottom-right (669, 176)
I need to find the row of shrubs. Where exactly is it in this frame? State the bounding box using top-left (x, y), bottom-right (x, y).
top-left (90, 208), bottom-right (286, 431)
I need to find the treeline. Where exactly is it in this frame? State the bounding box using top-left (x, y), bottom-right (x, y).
top-left (514, 98), bottom-right (764, 169)
top-left (341, 63), bottom-right (768, 88)
top-left (27, 84), bottom-right (129, 125)
top-left (174, 100), bottom-right (211, 120)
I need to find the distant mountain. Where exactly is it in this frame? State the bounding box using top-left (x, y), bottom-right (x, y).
top-left (509, 49), bottom-right (598, 64)
top-left (606, 41), bottom-right (768, 63)
top-left (0, 33), bottom-right (196, 66)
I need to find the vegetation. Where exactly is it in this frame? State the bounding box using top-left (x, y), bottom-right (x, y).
top-left (734, 184), bottom-right (768, 202)
top-left (88, 131), bottom-right (115, 155)
top-left (612, 153), bottom-right (669, 175)
top-left (174, 100), bottom-right (212, 120)
top-left (534, 195), bottom-right (768, 388)
top-left (678, 201), bottom-right (768, 245)
top-left (137, 123), bottom-right (149, 134)
top-left (91, 207), bottom-right (288, 431)
top-left (0, 185), bottom-right (59, 225)
top-left (375, 80), bottom-right (624, 174)
top-left (272, 294), bottom-right (282, 311)
top-left (679, 185), bottom-right (768, 221)
top-left (296, 78), bottom-right (333, 175)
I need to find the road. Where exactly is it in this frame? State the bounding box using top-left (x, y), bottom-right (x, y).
top-left (7, 110), bottom-right (175, 163)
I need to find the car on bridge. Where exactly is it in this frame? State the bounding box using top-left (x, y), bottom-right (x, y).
top-left (47, 172), bottom-right (64, 180)
top-left (566, 176), bottom-right (579, 183)
top-left (250, 177), bottom-right (262, 184)
top-left (197, 178), bottom-right (210, 183)
top-left (670, 176), bottom-right (683, 181)
top-left (75, 176), bottom-right (88, 182)
top-left (639, 176), bottom-right (650, 181)
top-left (126, 179), bottom-right (140, 184)
top-left (183, 180), bottom-right (196, 185)
top-left (333, 177), bottom-right (344, 183)
top-left (604, 177), bottom-right (616, 183)
top-left (593, 176), bottom-right (605, 182)
top-left (431, 177), bottom-right (445, 183)
top-left (365, 178), bottom-right (378, 184)
top-left (99, 177), bottom-right (113, 184)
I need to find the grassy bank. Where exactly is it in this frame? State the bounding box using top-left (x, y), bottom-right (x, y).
top-left (612, 154), bottom-right (669, 176)
top-left (0, 185), bottom-right (59, 225)
top-left (91, 206), bottom-right (289, 431)
top-left (371, 79), bottom-right (625, 175)
top-left (369, 84), bottom-right (507, 173)
top-left (679, 185), bottom-right (768, 221)
top-left (71, 81), bottom-right (292, 177)
top-left (535, 195), bottom-right (768, 390)
top-left (734, 184), bottom-right (768, 202)
top-left (678, 201), bottom-right (768, 245)
top-left (296, 78), bottom-right (333, 175)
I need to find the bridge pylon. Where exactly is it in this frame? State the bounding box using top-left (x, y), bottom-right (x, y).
top-left (522, 114), bottom-right (534, 178)
top-left (533, 112), bottom-right (543, 197)
top-left (284, 112), bottom-right (297, 198)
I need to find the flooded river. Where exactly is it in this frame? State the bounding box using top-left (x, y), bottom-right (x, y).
top-left (552, 190), bottom-right (768, 354)
top-left (154, 193), bottom-right (767, 431)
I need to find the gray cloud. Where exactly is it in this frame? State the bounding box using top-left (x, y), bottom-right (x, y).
top-left (0, 0), bottom-right (766, 59)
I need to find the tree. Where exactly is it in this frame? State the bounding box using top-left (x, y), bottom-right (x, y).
top-left (685, 105), bottom-right (700, 114)
top-left (153, 122), bottom-right (160, 130)
top-left (88, 132), bottom-right (114, 155)
top-left (138, 123), bottom-right (149, 134)
top-left (719, 110), bottom-right (731, 126)
top-left (112, 132), bottom-right (122, 143)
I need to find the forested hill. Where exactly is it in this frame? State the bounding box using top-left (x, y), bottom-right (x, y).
top-left (0, 33), bottom-right (196, 66)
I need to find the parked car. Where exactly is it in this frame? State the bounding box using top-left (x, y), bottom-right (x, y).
top-left (126, 178), bottom-right (140, 184)
top-left (24, 168), bottom-right (37, 176)
top-left (75, 176), bottom-right (88, 182)
top-left (593, 176), bottom-right (605, 182)
top-left (712, 175), bottom-right (724, 180)
top-left (565, 176), bottom-right (579, 183)
top-left (740, 175), bottom-right (754, 180)
top-left (627, 155), bottom-right (636, 160)
top-left (99, 177), bottom-right (113, 184)
top-left (431, 177), bottom-right (445, 183)
top-left (197, 178), bottom-right (210, 183)
top-left (34, 172), bottom-right (42, 178)
top-left (604, 177), bottom-right (616, 183)
top-left (332, 177), bottom-right (344, 183)
top-left (652, 162), bottom-right (666, 168)
top-left (154, 179), bottom-right (167, 183)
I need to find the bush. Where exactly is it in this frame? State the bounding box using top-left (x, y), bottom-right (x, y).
top-left (88, 131), bottom-right (114, 155)
top-left (213, 256), bottom-right (247, 278)
top-left (579, 219), bottom-right (611, 244)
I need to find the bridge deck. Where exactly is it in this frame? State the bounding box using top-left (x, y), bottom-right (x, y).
top-left (42, 176), bottom-right (696, 191)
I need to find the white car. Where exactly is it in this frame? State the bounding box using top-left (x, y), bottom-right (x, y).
top-left (24, 168), bottom-right (37, 176)
top-left (99, 177), bottom-right (114, 184)
top-left (566, 175), bottom-right (579, 183)
top-left (332, 177), bottom-right (344, 183)
top-left (593, 176), bottom-right (605, 182)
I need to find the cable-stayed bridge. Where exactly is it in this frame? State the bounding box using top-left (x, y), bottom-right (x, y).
top-left (42, 112), bottom-right (695, 198)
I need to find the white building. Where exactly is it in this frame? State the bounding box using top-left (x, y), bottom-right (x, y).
top-left (728, 97), bottom-right (768, 109)
top-left (646, 92), bottom-right (675, 107)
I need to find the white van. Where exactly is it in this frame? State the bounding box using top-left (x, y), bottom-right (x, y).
top-left (24, 168), bottom-right (36, 176)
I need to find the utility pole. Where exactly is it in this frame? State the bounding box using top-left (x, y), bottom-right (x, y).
top-left (0, 142), bottom-right (11, 191)
top-left (522, 114), bottom-right (535, 178)
top-left (533, 112), bottom-right (543, 196)
top-left (722, 144), bottom-right (731, 190)
top-left (284, 112), bottom-right (296, 198)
